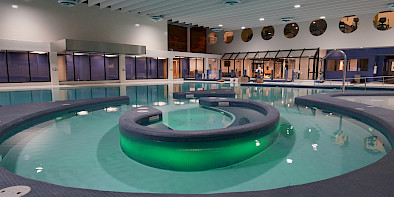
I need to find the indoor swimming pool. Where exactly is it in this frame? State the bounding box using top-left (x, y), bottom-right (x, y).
top-left (0, 83), bottom-right (390, 194)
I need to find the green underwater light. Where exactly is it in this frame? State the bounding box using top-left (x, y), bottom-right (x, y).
top-left (120, 124), bottom-right (280, 171)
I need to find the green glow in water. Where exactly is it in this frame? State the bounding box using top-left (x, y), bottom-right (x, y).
top-left (120, 124), bottom-right (279, 171)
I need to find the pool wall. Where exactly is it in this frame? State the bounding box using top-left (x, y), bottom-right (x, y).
top-left (119, 98), bottom-right (280, 171)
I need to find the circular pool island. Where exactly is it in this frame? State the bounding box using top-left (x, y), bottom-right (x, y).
top-left (119, 97), bottom-right (280, 171)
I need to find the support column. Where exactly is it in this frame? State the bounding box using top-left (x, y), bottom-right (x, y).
top-left (49, 52), bottom-right (59, 86)
top-left (187, 27), bottom-right (191, 52)
top-left (168, 57), bottom-right (173, 80)
top-left (204, 57), bottom-right (209, 79)
top-left (119, 54), bottom-right (126, 83)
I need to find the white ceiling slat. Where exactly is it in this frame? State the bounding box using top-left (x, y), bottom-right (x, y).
top-left (138, 0), bottom-right (200, 15)
top-left (88, 0), bottom-right (107, 7)
top-left (111, 0), bottom-right (147, 11)
top-left (111, 0), bottom-right (140, 11)
top-left (123, 0), bottom-right (167, 14)
top-left (136, 0), bottom-right (185, 15)
top-left (100, 0), bottom-right (128, 9)
top-left (171, 0), bottom-right (387, 29)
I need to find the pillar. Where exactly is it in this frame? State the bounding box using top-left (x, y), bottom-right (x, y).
top-left (119, 54), bottom-right (126, 83)
top-left (49, 52), bottom-right (59, 85)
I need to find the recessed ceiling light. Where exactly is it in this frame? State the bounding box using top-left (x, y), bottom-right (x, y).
top-left (259, 18), bottom-right (265, 21)
top-left (12, 4), bottom-right (19, 8)
top-left (294, 4), bottom-right (301, 8)
top-left (218, 24), bottom-right (223, 27)
top-left (241, 27), bottom-right (246, 29)
top-left (135, 24), bottom-right (140, 27)
top-left (320, 16), bottom-right (326, 19)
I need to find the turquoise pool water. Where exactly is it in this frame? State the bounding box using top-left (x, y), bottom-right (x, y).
top-left (0, 83), bottom-right (390, 194)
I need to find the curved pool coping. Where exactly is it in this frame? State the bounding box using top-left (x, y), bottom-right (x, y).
top-left (173, 89), bottom-right (235, 99)
top-left (1, 92), bottom-right (394, 196)
top-left (119, 97), bottom-right (279, 142)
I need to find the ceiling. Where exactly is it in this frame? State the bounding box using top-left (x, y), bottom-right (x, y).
top-left (83, 0), bottom-right (394, 30)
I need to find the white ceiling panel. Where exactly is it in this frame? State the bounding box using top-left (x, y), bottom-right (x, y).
top-left (86, 0), bottom-right (394, 30)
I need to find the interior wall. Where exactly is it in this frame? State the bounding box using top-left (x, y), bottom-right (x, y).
top-left (207, 13), bottom-right (394, 54)
top-left (0, 0), bottom-right (167, 51)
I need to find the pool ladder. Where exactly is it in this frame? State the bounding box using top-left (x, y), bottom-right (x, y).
top-left (320, 50), bottom-right (348, 92)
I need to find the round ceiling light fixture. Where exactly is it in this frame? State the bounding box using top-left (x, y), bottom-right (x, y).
top-left (222, 0), bottom-right (242, 6)
top-left (211, 27), bottom-right (223, 32)
top-left (57, 0), bottom-right (81, 7)
top-left (150, 15), bottom-right (164, 22)
top-left (281, 17), bottom-right (294, 23)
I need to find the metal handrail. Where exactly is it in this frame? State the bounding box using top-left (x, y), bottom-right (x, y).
top-left (320, 50), bottom-right (347, 92)
top-left (315, 76), bottom-right (394, 90)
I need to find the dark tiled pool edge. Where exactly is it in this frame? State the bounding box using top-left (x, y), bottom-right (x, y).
top-left (173, 89), bottom-right (235, 99)
top-left (293, 91), bottom-right (394, 196)
top-left (1, 93), bottom-right (394, 196)
top-left (241, 83), bottom-right (394, 90)
top-left (119, 97), bottom-right (279, 142)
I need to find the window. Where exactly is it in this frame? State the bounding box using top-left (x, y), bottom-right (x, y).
top-left (29, 53), bottom-right (50, 82)
top-left (284, 23), bottom-right (299, 38)
top-left (136, 57), bottom-right (147, 79)
top-left (348, 59), bottom-right (358, 71)
top-left (261, 26), bottom-right (274, 40)
top-left (327, 59), bottom-right (337, 71)
top-left (7, 52), bottom-right (30, 82)
top-left (105, 56), bottom-right (119, 80)
top-left (0, 52), bottom-right (7, 82)
top-left (339, 15), bottom-right (359, 34)
top-left (158, 59), bottom-right (167, 79)
top-left (359, 59), bottom-right (368, 71)
top-left (223, 31), bottom-right (234, 44)
top-left (74, 54), bottom-right (90, 81)
top-left (65, 55), bottom-right (74, 81)
top-left (147, 58), bottom-right (157, 79)
top-left (208, 32), bottom-right (217, 45)
top-left (126, 56), bottom-right (136, 80)
top-left (90, 55), bottom-right (105, 81)
top-left (373, 11), bottom-right (393, 31)
top-left (310, 19), bottom-right (327, 36)
top-left (241, 28), bottom-right (253, 42)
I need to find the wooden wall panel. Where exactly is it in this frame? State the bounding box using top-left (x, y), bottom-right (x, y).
top-left (168, 24), bottom-right (187, 52)
top-left (190, 27), bottom-right (206, 53)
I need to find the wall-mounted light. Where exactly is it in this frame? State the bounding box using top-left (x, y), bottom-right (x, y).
top-left (135, 24), bottom-right (140, 27)
top-left (320, 16), bottom-right (326, 19)
top-left (73, 52), bottom-right (86, 56)
top-left (12, 5), bottom-right (19, 9)
top-left (294, 4), bottom-right (301, 8)
top-left (218, 24), bottom-right (223, 27)
top-left (241, 26), bottom-right (246, 29)
top-left (259, 18), bottom-right (265, 21)
top-left (31, 51), bottom-right (47, 54)
top-left (105, 54), bottom-right (118, 57)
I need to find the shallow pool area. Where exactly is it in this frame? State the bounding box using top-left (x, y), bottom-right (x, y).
top-left (0, 83), bottom-right (391, 194)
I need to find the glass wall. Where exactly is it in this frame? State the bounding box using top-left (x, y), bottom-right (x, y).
top-left (125, 56), bottom-right (136, 80)
top-left (126, 56), bottom-right (167, 80)
top-left (0, 52), bottom-right (8, 82)
top-left (189, 58), bottom-right (204, 79)
top-left (0, 51), bottom-right (50, 83)
top-left (158, 59), bottom-right (167, 79)
top-left (105, 55), bottom-right (119, 80)
top-left (29, 53), bottom-right (50, 82)
top-left (59, 53), bottom-right (119, 81)
top-left (90, 55), bottom-right (105, 81)
top-left (147, 58), bottom-right (157, 79)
